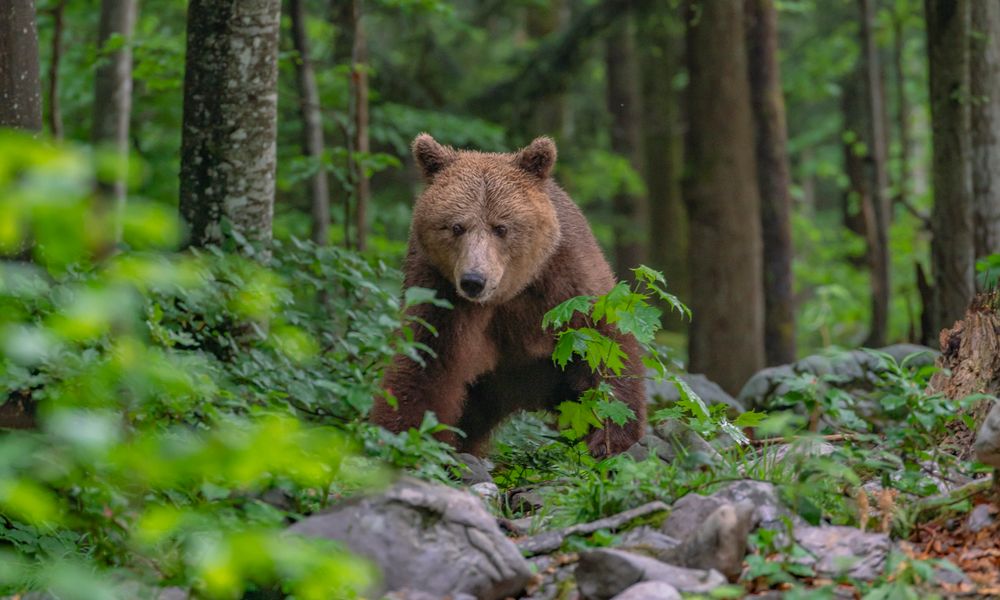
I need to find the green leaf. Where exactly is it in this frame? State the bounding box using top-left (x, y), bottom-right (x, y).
top-left (732, 410), bottom-right (768, 428)
top-left (615, 302), bottom-right (662, 344)
top-left (595, 398), bottom-right (636, 426)
top-left (672, 375), bottom-right (711, 420)
top-left (557, 400), bottom-right (603, 439)
top-left (542, 295), bottom-right (594, 330)
top-left (631, 265), bottom-right (666, 285)
top-left (591, 282), bottom-right (632, 324)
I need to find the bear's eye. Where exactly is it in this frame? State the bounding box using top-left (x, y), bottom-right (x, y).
top-left (493, 225), bottom-right (508, 238)
top-left (451, 224), bottom-right (466, 236)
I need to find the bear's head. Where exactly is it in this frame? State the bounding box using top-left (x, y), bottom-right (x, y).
top-left (410, 134), bottom-right (562, 304)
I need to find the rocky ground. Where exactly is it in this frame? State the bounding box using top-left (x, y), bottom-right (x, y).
top-left (279, 343), bottom-right (1000, 599)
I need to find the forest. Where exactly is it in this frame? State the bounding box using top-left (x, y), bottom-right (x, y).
top-left (1, 0), bottom-right (1000, 598)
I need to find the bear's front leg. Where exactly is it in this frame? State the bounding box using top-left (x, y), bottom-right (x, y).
top-left (563, 338), bottom-right (647, 458)
top-left (372, 355), bottom-right (470, 446)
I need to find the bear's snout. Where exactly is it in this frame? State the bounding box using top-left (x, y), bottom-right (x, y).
top-left (459, 272), bottom-right (487, 298)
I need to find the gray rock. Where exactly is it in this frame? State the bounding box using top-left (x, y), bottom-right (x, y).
top-left (522, 554), bottom-right (577, 600)
top-left (967, 503), bottom-right (996, 533)
top-left (974, 399), bottom-right (1000, 468)
top-left (383, 591), bottom-right (476, 600)
top-left (676, 502), bottom-right (755, 579)
top-left (663, 480), bottom-right (797, 541)
top-left (576, 549), bottom-right (726, 600)
top-left (470, 481), bottom-right (500, 502)
top-left (456, 453), bottom-right (494, 485)
top-left (509, 489), bottom-right (545, 513)
top-left (652, 421), bottom-right (721, 461)
top-left (618, 527), bottom-right (683, 563)
top-left (737, 345), bottom-right (938, 411)
top-left (646, 373), bottom-right (745, 415)
top-left (765, 440), bottom-right (837, 465)
top-left (288, 478), bottom-right (531, 600)
top-left (793, 525), bottom-right (891, 581)
top-left (610, 581), bottom-right (682, 600)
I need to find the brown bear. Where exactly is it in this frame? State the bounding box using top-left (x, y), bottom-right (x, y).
top-left (371, 134), bottom-right (646, 457)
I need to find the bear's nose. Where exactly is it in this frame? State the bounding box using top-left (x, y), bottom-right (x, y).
top-left (460, 273), bottom-right (486, 298)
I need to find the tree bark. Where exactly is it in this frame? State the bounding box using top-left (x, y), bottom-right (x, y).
top-left (745, 0), bottom-right (796, 365)
top-left (605, 14), bottom-right (648, 277)
top-left (93, 0), bottom-right (137, 242)
top-left (349, 0), bottom-right (370, 252)
top-left (289, 0), bottom-right (331, 246)
top-left (0, 0), bottom-right (42, 131)
top-left (971, 0), bottom-right (1000, 261)
top-left (926, 0), bottom-right (975, 334)
top-left (859, 0), bottom-right (891, 347)
top-left (639, 4), bottom-right (688, 326)
top-left (179, 0), bottom-right (281, 260)
top-left (47, 0), bottom-right (66, 139)
top-left (892, 9), bottom-right (912, 217)
top-left (684, 0), bottom-right (765, 394)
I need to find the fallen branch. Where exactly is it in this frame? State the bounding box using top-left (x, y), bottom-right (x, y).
top-left (910, 475), bottom-right (995, 523)
top-left (514, 500), bottom-right (669, 556)
top-left (751, 433), bottom-right (858, 447)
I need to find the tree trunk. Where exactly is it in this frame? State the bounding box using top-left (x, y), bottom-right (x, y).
top-left (93, 0), bottom-right (137, 242)
top-left (47, 0), bottom-right (66, 139)
top-left (684, 0), bottom-right (765, 394)
top-left (349, 0), bottom-right (370, 252)
top-left (289, 0), bottom-right (331, 246)
top-left (0, 0), bottom-right (42, 131)
top-left (929, 294), bottom-right (1000, 459)
top-left (745, 0), bottom-right (796, 365)
top-left (892, 8), bottom-right (912, 216)
top-left (859, 0), bottom-right (891, 347)
top-left (971, 0), bottom-right (1000, 261)
top-left (926, 0), bottom-right (975, 334)
top-left (179, 0), bottom-right (281, 260)
top-left (639, 4), bottom-right (688, 328)
top-left (605, 14), bottom-right (648, 278)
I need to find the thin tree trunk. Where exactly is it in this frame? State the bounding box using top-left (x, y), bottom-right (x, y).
top-left (684, 0), bottom-right (765, 394)
top-left (179, 0), bottom-right (281, 260)
top-left (605, 14), bottom-right (648, 277)
top-left (47, 0), bottom-right (66, 139)
top-left (0, 0), bottom-right (42, 131)
top-left (926, 0), bottom-right (974, 333)
top-left (289, 0), bottom-right (331, 246)
top-left (639, 5), bottom-right (687, 327)
top-left (745, 0), bottom-right (796, 365)
top-left (349, 0), bottom-right (369, 252)
top-left (859, 0), bottom-right (891, 347)
top-left (971, 0), bottom-right (1000, 260)
top-left (892, 9), bottom-right (912, 216)
top-left (93, 0), bottom-right (137, 243)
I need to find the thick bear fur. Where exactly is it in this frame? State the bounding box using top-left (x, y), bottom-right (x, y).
top-left (371, 134), bottom-right (646, 457)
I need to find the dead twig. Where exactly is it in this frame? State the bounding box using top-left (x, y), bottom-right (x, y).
top-left (514, 501), bottom-right (670, 556)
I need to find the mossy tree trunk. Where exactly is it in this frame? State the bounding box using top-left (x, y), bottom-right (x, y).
top-left (926, 0), bottom-right (975, 334)
top-left (858, 0), bottom-right (891, 347)
top-left (289, 0), bottom-right (331, 246)
top-left (639, 3), bottom-right (688, 330)
top-left (745, 0), bottom-right (796, 365)
top-left (971, 0), bottom-right (1000, 262)
top-left (0, 0), bottom-right (42, 131)
top-left (605, 13), bottom-right (648, 278)
top-left (684, 0), bottom-right (765, 394)
top-left (93, 0), bottom-right (137, 242)
top-left (179, 0), bottom-right (281, 261)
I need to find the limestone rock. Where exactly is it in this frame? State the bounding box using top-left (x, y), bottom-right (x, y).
top-left (288, 478), bottom-right (531, 599)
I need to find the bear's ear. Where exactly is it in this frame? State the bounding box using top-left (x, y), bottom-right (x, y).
top-left (412, 133), bottom-right (457, 182)
top-left (515, 137), bottom-right (557, 179)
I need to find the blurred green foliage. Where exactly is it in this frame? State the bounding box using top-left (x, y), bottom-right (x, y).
top-left (0, 132), bottom-right (474, 598)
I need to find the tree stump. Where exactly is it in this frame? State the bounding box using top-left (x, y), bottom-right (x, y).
top-left (929, 293), bottom-right (1000, 459)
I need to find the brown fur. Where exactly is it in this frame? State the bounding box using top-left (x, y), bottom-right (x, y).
top-left (371, 134), bottom-right (646, 457)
